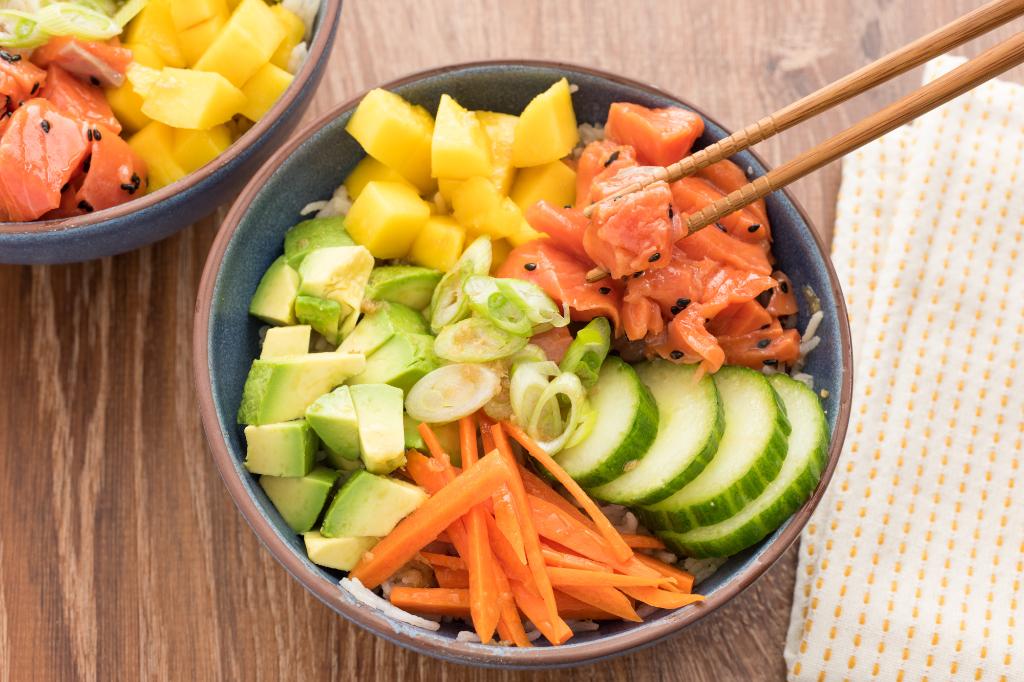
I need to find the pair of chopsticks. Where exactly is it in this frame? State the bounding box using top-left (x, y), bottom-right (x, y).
top-left (583, 0), bottom-right (1024, 282)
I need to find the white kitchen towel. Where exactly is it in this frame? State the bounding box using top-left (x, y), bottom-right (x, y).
top-left (785, 56), bottom-right (1024, 682)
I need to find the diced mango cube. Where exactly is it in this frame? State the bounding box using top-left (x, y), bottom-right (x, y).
top-left (178, 10), bottom-right (229, 66)
top-left (409, 216), bottom-right (466, 272)
top-left (129, 122), bottom-right (187, 190)
top-left (346, 89), bottom-right (435, 194)
top-left (512, 78), bottom-right (579, 167)
top-left (105, 84), bottom-right (149, 133)
top-left (451, 176), bottom-right (523, 239)
top-left (194, 0), bottom-right (285, 87)
top-left (437, 178), bottom-right (462, 205)
top-left (345, 181), bottom-right (431, 259)
top-left (142, 68), bottom-right (246, 130)
top-left (510, 159), bottom-right (577, 211)
top-left (506, 219), bottom-right (545, 247)
top-left (476, 110), bottom-right (518, 195)
top-left (170, 0), bottom-right (228, 30)
top-left (124, 0), bottom-right (185, 68)
top-left (270, 5), bottom-right (306, 71)
top-left (172, 125), bottom-right (233, 173)
top-left (126, 43), bottom-right (165, 69)
top-left (344, 156), bottom-right (415, 201)
top-left (431, 94), bottom-right (492, 180)
top-left (240, 62), bottom-right (294, 121)
top-left (125, 63), bottom-right (162, 99)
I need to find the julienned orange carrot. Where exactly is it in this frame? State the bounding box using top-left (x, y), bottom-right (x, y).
top-left (459, 415), bottom-right (501, 644)
top-left (556, 585), bottom-right (642, 622)
top-left (509, 581), bottom-right (573, 644)
top-left (490, 423), bottom-right (566, 633)
top-left (546, 566), bottom-right (674, 588)
top-left (540, 544), bottom-right (613, 573)
top-left (490, 553), bottom-right (531, 647)
top-left (520, 467), bottom-right (592, 527)
top-left (492, 486), bottom-right (527, 565)
top-left (621, 534), bottom-right (667, 550)
top-left (434, 566), bottom-right (470, 589)
top-left (528, 494), bottom-right (620, 565)
top-left (389, 587), bottom-right (471, 617)
top-left (551, 591), bottom-right (621, 620)
top-left (632, 554), bottom-right (696, 594)
top-left (419, 551), bottom-right (466, 571)
top-left (484, 514), bottom-right (534, 585)
top-left (418, 423), bottom-right (457, 480)
top-left (504, 423), bottom-right (633, 563)
top-left (350, 450), bottom-right (510, 589)
top-left (619, 586), bottom-right (706, 609)
top-left (405, 451), bottom-right (450, 494)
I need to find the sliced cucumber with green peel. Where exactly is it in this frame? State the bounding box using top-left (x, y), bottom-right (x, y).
top-left (638, 366), bottom-right (790, 533)
top-left (552, 357), bottom-right (658, 487)
top-left (657, 374), bottom-right (828, 557)
top-left (589, 360), bottom-right (722, 505)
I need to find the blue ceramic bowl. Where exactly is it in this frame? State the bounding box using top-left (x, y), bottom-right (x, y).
top-left (194, 61), bottom-right (853, 668)
top-left (0, 0), bottom-right (343, 265)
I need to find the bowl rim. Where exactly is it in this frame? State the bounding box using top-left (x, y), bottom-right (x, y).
top-left (193, 58), bottom-right (854, 668)
top-left (0, 0), bottom-right (344, 236)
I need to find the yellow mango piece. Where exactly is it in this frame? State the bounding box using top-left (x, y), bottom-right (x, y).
top-left (240, 62), bottom-right (294, 121)
top-left (126, 43), bottom-right (165, 69)
top-left (431, 94), bottom-right (492, 180)
top-left (510, 160), bottom-right (577, 211)
top-left (172, 125), bottom-right (233, 173)
top-left (170, 0), bottom-right (227, 30)
top-left (142, 68), bottom-right (246, 130)
top-left (476, 110), bottom-right (518, 195)
top-left (490, 238), bottom-right (513, 273)
top-left (125, 63), bottom-right (162, 99)
top-left (512, 78), bottom-right (579, 167)
top-left (346, 89), bottom-right (435, 194)
top-left (194, 0), bottom-right (285, 87)
top-left (124, 0), bottom-right (185, 68)
top-left (105, 83), bottom-right (149, 133)
top-left (178, 10), bottom-right (228, 66)
top-left (128, 122), bottom-right (187, 191)
top-left (507, 219), bottom-right (545, 248)
top-left (345, 181), bottom-right (431, 259)
top-left (409, 216), bottom-right (466, 272)
top-left (436, 178), bottom-right (462, 205)
top-left (451, 177), bottom-right (524, 239)
top-left (270, 5), bottom-right (306, 71)
top-left (343, 156), bottom-right (415, 201)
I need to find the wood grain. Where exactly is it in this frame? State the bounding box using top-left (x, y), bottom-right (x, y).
top-left (0, 1), bottom-right (1020, 680)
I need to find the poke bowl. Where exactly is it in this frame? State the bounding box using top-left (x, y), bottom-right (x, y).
top-left (0, 0), bottom-right (342, 265)
top-left (194, 61), bottom-right (853, 668)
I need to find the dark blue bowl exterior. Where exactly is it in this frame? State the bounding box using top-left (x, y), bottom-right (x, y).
top-left (204, 63), bottom-right (850, 668)
top-left (0, 3), bottom-right (341, 265)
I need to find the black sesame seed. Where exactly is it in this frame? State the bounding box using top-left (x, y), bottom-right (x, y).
top-left (676, 298), bottom-right (691, 309)
top-left (77, 200), bottom-right (94, 213)
top-left (30, 82), bottom-right (39, 95)
top-left (757, 339), bottom-right (771, 349)
top-left (603, 150), bottom-right (620, 168)
top-left (670, 350), bottom-right (684, 360)
top-left (747, 223), bottom-right (761, 233)
top-left (121, 182), bottom-right (137, 195)
top-left (779, 280), bottom-right (789, 294)
top-left (87, 128), bottom-right (93, 141)
top-left (763, 359), bottom-right (779, 366)
top-left (563, 204), bottom-right (571, 209)
top-left (633, 271), bottom-right (644, 278)
top-left (668, 205), bottom-right (674, 219)
top-left (61, 182), bottom-right (69, 193)
top-left (130, 173), bottom-right (141, 188)
top-left (715, 222), bottom-right (727, 233)
top-left (648, 252), bottom-right (661, 263)
top-left (89, 76), bottom-right (100, 87)
top-left (0, 50), bottom-right (21, 63)
top-left (524, 262), bottom-right (537, 271)
top-left (92, 128), bottom-right (102, 141)
top-left (598, 287), bottom-right (611, 295)
top-left (40, 119), bottom-right (50, 133)
top-left (670, 306), bottom-right (681, 315)
top-left (760, 323), bottom-right (771, 330)
top-left (83, 157), bottom-right (91, 173)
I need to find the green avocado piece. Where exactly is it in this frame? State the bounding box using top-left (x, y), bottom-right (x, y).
top-left (320, 470), bottom-right (427, 537)
top-left (297, 245), bottom-right (374, 313)
top-left (260, 466), bottom-right (340, 533)
top-left (306, 386), bottom-right (361, 466)
top-left (284, 216), bottom-right (355, 268)
top-left (365, 265), bottom-right (443, 310)
top-left (295, 295), bottom-right (347, 345)
top-left (237, 352), bottom-right (366, 425)
top-left (261, 325), bottom-right (311, 359)
top-left (349, 384), bottom-right (406, 474)
top-left (244, 420), bottom-right (317, 476)
top-left (249, 256), bottom-right (300, 326)
top-left (403, 414), bottom-right (425, 450)
top-left (402, 416), bottom-right (462, 464)
top-left (348, 333), bottom-right (439, 393)
top-left (338, 302), bottom-right (428, 356)
top-left (303, 531), bottom-right (378, 571)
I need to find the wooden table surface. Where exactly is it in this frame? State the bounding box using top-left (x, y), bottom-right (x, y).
top-left (2, 1), bottom-right (1021, 680)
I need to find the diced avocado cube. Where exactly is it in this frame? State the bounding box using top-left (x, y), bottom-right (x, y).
top-left (306, 386), bottom-right (361, 466)
top-left (349, 334), bottom-right (439, 394)
top-left (338, 302), bottom-right (427, 356)
top-left (261, 325), bottom-right (311, 358)
top-left (349, 384), bottom-right (406, 474)
top-left (249, 256), bottom-right (300, 326)
top-left (402, 417), bottom-right (462, 465)
top-left (295, 295), bottom-right (346, 346)
top-left (364, 265), bottom-right (442, 310)
top-left (243, 420), bottom-right (317, 476)
top-left (303, 531), bottom-right (378, 571)
top-left (338, 309), bottom-right (360, 341)
top-left (260, 466), bottom-right (339, 533)
top-left (283, 216), bottom-right (355, 269)
top-left (237, 353), bottom-right (366, 425)
top-left (320, 470), bottom-right (427, 537)
top-left (297, 245), bottom-right (375, 313)
top-left (403, 413), bottom-right (425, 450)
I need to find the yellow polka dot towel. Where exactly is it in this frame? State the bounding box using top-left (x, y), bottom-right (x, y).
top-left (785, 56), bottom-right (1023, 682)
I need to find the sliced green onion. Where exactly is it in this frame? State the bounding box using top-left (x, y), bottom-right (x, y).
top-left (559, 317), bottom-right (611, 388)
top-left (564, 399), bottom-right (596, 449)
top-left (36, 3), bottom-right (121, 39)
top-left (113, 0), bottom-right (149, 27)
top-left (405, 363), bottom-right (502, 424)
top-left (525, 372), bottom-right (586, 454)
top-left (499, 278), bottom-right (569, 330)
top-left (464, 275), bottom-right (533, 337)
top-left (510, 361), bottom-right (560, 432)
top-left (434, 317), bottom-right (527, 363)
top-left (429, 236), bottom-right (493, 333)
top-left (510, 343), bottom-right (548, 366)
top-left (0, 11), bottom-right (48, 49)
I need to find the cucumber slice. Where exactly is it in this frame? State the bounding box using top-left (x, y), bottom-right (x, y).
top-left (658, 374), bottom-right (829, 557)
top-left (589, 360), bottom-right (723, 505)
top-left (638, 366), bottom-right (790, 533)
top-left (552, 357), bottom-right (658, 487)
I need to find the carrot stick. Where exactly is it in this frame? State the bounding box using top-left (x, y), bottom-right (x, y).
top-left (520, 467), bottom-right (592, 527)
top-left (490, 554), bottom-right (531, 647)
top-left (492, 486), bottom-right (527, 565)
top-left (619, 586), bottom-right (706, 609)
top-left (389, 587), bottom-right (470, 617)
top-left (484, 514), bottom-right (534, 585)
top-left (556, 585), bottom-right (642, 622)
top-left (528, 494), bottom-right (620, 565)
top-left (621, 534), bottom-right (667, 550)
top-left (350, 450), bottom-right (510, 589)
top-left (504, 422), bottom-right (633, 563)
top-left (418, 423), bottom-right (457, 477)
top-left (434, 567), bottom-right (470, 589)
top-left (509, 581), bottom-right (573, 645)
top-left (540, 544), bottom-right (613, 573)
top-left (552, 591), bottom-right (621, 620)
top-left (458, 415), bottom-right (501, 644)
top-left (632, 554), bottom-right (695, 593)
top-left (546, 566), bottom-right (673, 588)
top-left (490, 423), bottom-right (566, 633)
top-left (419, 552), bottom-right (466, 571)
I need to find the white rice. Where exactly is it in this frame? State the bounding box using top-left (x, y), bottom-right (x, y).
top-left (303, 184), bottom-right (353, 218)
top-left (681, 557), bottom-right (728, 586)
top-left (339, 577), bottom-right (441, 631)
top-left (300, 200), bottom-right (328, 216)
top-left (567, 620), bottom-right (600, 633)
top-left (456, 631), bottom-right (481, 643)
top-left (524, 628), bottom-right (544, 642)
top-left (287, 42), bottom-right (310, 75)
top-left (282, 0), bottom-right (318, 37)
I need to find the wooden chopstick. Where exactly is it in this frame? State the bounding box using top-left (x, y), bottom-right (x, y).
top-left (583, 0), bottom-right (1024, 219)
